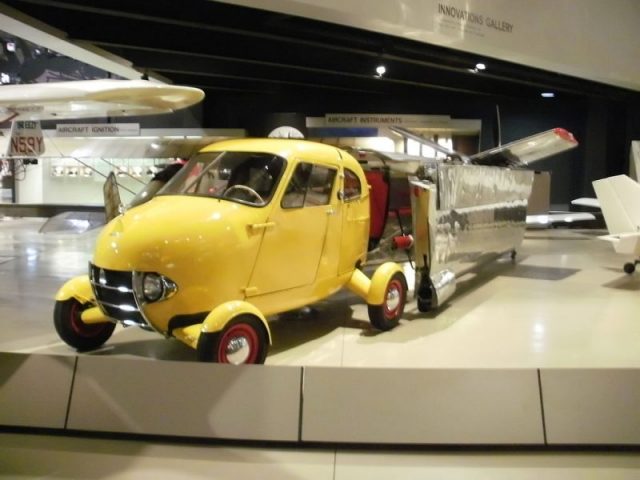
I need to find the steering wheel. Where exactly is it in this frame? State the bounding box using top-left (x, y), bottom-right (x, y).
top-left (223, 184), bottom-right (265, 205)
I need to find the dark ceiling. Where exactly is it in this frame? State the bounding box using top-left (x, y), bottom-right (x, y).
top-left (2, 0), bottom-right (638, 104)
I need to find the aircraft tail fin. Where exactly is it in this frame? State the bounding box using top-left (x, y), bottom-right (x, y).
top-left (593, 175), bottom-right (640, 235)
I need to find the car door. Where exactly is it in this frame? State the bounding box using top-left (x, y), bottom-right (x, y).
top-left (339, 167), bottom-right (370, 274)
top-left (248, 161), bottom-right (338, 295)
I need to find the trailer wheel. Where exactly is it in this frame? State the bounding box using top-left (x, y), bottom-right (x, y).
top-left (368, 272), bottom-right (407, 331)
top-left (624, 262), bottom-right (636, 275)
top-left (417, 296), bottom-right (431, 313)
top-left (416, 273), bottom-right (434, 313)
top-left (197, 315), bottom-right (268, 364)
top-left (54, 298), bottom-right (115, 351)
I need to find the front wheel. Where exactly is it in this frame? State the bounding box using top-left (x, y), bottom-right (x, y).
top-left (53, 298), bottom-right (115, 351)
top-left (197, 315), bottom-right (268, 364)
top-left (624, 262), bottom-right (636, 275)
top-left (368, 272), bottom-right (408, 331)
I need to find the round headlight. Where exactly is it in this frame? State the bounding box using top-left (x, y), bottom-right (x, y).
top-left (143, 273), bottom-right (164, 302)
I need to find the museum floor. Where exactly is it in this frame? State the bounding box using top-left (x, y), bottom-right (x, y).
top-left (1, 216), bottom-right (640, 478)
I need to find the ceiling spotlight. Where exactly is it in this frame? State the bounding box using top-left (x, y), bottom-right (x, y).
top-left (541, 92), bottom-right (555, 98)
top-left (375, 65), bottom-right (386, 77)
top-left (475, 63), bottom-right (486, 71)
top-left (6, 41), bottom-right (16, 52)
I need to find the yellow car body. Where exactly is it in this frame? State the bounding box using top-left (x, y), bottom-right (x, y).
top-left (54, 138), bottom-right (407, 363)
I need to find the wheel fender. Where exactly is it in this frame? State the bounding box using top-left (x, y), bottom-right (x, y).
top-left (368, 262), bottom-right (404, 305)
top-left (54, 275), bottom-right (94, 304)
top-left (201, 300), bottom-right (272, 345)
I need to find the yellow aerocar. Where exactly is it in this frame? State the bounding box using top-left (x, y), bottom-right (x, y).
top-left (54, 138), bottom-right (407, 364)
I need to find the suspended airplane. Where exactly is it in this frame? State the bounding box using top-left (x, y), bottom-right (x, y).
top-left (0, 78), bottom-right (205, 231)
top-left (0, 78), bottom-right (204, 122)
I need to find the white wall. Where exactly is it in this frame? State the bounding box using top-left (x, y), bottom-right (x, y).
top-left (15, 162), bottom-right (43, 204)
top-left (42, 158), bottom-right (154, 205)
top-left (221, 0), bottom-right (640, 91)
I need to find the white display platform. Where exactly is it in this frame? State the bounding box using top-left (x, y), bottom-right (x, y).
top-left (2, 219), bottom-right (640, 446)
top-left (2, 351), bottom-right (640, 446)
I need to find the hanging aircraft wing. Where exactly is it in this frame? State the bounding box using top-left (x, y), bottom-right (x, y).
top-left (0, 79), bottom-right (204, 121)
top-left (470, 128), bottom-right (578, 167)
top-left (0, 79), bottom-right (205, 234)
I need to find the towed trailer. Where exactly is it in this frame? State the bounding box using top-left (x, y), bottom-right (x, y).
top-left (355, 126), bottom-right (578, 311)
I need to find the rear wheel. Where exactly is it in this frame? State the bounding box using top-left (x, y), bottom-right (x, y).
top-left (368, 272), bottom-right (407, 331)
top-left (624, 262), bottom-right (636, 275)
top-left (197, 315), bottom-right (268, 364)
top-left (53, 298), bottom-right (115, 351)
top-left (416, 273), bottom-right (434, 313)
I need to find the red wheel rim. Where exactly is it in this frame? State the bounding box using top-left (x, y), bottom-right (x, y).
top-left (383, 279), bottom-right (403, 320)
top-left (69, 302), bottom-right (108, 338)
top-left (217, 323), bottom-right (259, 364)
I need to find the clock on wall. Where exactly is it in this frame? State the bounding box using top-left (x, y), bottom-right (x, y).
top-left (268, 125), bottom-right (305, 139)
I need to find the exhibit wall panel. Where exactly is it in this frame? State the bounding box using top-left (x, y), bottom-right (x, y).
top-left (67, 356), bottom-right (302, 442)
top-left (4, 353), bottom-right (640, 446)
top-left (540, 369), bottom-right (640, 445)
top-left (301, 367), bottom-right (545, 444)
top-left (221, 0), bottom-right (640, 92)
top-left (0, 353), bottom-right (75, 429)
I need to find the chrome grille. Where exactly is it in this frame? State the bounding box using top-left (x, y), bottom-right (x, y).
top-left (89, 263), bottom-right (146, 327)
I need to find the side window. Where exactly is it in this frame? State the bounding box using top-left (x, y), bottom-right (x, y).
top-left (343, 168), bottom-right (362, 202)
top-left (282, 163), bottom-right (337, 209)
top-left (306, 165), bottom-right (336, 206)
top-left (282, 163), bottom-right (311, 208)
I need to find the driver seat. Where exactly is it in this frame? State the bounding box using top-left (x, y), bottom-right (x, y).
top-left (226, 157), bottom-right (276, 201)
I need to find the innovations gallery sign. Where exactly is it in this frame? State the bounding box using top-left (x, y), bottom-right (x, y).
top-left (436, 2), bottom-right (515, 37)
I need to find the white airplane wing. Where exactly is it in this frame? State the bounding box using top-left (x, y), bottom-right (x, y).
top-left (0, 79), bottom-right (204, 121)
top-left (571, 197), bottom-right (600, 208)
top-left (389, 126), bottom-right (578, 167)
top-left (471, 128), bottom-right (578, 167)
top-left (592, 175), bottom-right (640, 235)
top-left (526, 212), bottom-right (595, 227)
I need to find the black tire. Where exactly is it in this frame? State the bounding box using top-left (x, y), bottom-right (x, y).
top-left (196, 315), bottom-right (268, 364)
top-left (368, 272), bottom-right (407, 331)
top-left (417, 296), bottom-right (432, 313)
top-left (53, 298), bottom-right (115, 351)
top-left (416, 273), bottom-right (434, 313)
top-left (624, 262), bottom-right (636, 275)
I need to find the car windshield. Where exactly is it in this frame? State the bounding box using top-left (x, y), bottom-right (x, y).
top-left (158, 151), bottom-right (286, 207)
